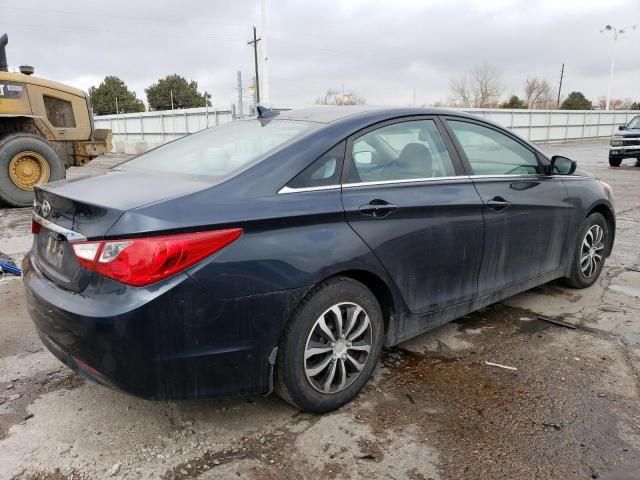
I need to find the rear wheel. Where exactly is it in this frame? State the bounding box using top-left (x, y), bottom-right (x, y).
top-left (563, 213), bottom-right (609, 289)
top-left (0, 134), bottom-right (65, 207)
top-left (275, 277), bottom-right (383, 412)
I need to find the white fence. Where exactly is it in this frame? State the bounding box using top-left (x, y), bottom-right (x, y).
top-left (94, 107), bottom-right (638, 154)
top-left (463, 108), bottom-right (637, 143)
top-left (93, 107), bottom-right (234, 154)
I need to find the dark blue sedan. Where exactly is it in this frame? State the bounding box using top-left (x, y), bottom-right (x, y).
top-left (23, 107), bottom-right (615, 412)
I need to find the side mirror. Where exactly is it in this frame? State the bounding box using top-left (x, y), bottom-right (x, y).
top-left (549, 155), bottom-right (577, 175)
top-left (618, 125), bottom-right (626, 131)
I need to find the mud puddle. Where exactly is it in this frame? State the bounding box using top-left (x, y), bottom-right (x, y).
top-left (367, 304), bottom-right (640, 479)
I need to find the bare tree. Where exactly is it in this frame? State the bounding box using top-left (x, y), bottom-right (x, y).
top-left (315, 88), bottom-right (365, 106)
top-left (597, 96), bottom-right (633, 110)
top-left (449, 76), bottom-right (472, 108)
top-left (449, 62), bottom-right (503, 108)
top-left (524, 77), bottom-right (553, 108)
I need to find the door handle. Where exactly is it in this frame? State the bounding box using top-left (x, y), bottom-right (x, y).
top-left (358, 199), bottom-right (398, 218)
top-left (487, 196), bottom-right (511, 211)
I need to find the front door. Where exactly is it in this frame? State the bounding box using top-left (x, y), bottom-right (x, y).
top-left (444, 118), bottom-right (574, 296)
top-left (341, 117), bottom-right (485, 315)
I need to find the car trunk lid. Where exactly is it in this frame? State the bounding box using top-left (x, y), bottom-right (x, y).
top-left (32, 170), bottom-right (213, 292)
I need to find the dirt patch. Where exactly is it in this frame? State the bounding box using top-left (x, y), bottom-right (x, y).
top-left (360, 304), bottom-right (640, 479)
top-left (529, 283), bottom-right (582, 302)
top-left (161, 424), bottom-right (322, 480)
top-left (0, 371), bottom-right (84, 440)
top-left (14, 469), bottom-right (90, 480)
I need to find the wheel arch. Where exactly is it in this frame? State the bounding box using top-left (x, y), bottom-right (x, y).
top-left (314, 269), bottom-right (403, 346)
top-left (586, 202), bottom-right (615, 256)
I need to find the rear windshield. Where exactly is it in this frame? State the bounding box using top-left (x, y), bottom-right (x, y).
top-left (119, 119), bottom-right (317, 177)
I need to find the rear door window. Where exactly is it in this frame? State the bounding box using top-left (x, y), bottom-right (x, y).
top-left (346, 119), bottom-right (456, 183)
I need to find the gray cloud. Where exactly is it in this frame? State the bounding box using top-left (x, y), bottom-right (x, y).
top-left (3, 0), bottom-right (638, 108)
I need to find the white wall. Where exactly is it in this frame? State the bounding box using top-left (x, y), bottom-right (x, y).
top-left (94, 107), bottom-right (638, 154)
top-left (93, 107), bottom-right (234, 154)
top-left (463, 108), bottom-right (636, 143)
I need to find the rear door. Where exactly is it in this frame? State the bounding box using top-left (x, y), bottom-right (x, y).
top-left (443, 118), bottom-right (574, 295)
top-left (340, 117), bottom-right (485, 315)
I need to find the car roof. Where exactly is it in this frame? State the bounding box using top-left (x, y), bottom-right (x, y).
top-left (275, 106), bottom-right (476, 124)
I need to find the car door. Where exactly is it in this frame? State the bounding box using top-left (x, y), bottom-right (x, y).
top-left (443, 118), bottom-right (574, 296)
top-left (340, 117), bottom-right (485, 315)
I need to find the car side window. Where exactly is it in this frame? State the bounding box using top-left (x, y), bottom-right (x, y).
top-left (286, 141), bottom-right (345, 189)
top-left (447, 120), bottom-right (540, 175)
top-left (346, 119), bottom-right (456, 183)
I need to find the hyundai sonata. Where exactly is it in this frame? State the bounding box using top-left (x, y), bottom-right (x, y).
top-left (23, 106), bottom-right (615, 412)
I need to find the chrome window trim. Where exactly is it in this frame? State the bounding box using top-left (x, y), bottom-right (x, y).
top-left (469, 173), bottom-right (592, 181)
top-left (278, 184), bottom-right (341, 194)
top-left (277, 172), bottom-right (591, 194)
top-left (342, 175), bottom-right (469, 189)
top-left (469, 174), bottom-right (548, 180)
top-left (32, 213), bottom-right (87, 243)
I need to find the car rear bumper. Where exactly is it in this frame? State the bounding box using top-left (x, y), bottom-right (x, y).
top-left (22, 254), bottom-right (308, 400)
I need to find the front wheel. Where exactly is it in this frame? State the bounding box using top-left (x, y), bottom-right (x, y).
top-left (274, 277), bottom-right (383, 412)
top-left (609, 155), bottom-right (622, 167)
top-left (563, 213), bottom-right (609, 289)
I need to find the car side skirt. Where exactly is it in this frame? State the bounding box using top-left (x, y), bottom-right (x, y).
top-left (387, 268), bottom-right (564, 346)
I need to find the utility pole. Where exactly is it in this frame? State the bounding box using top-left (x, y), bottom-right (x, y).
top-left (556, 63), bottom-right (564, 108)
top-left (247, 26), bottom-right (261, 105)
top-left (237, 71), bottom-right (243, 117)
top-left (261, 0), bottom-right (270, 105)
top-left (170, 90), bottom-right (174, 111)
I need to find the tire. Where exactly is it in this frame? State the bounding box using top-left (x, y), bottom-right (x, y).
top-left (562, 213), bottom-right (609, 289)
top-left (274, 277), bottom-right (384, 412)
top-left (0, 134), bottom-right (66, 207)
top-left (609, 155), bottom-right (622, 167)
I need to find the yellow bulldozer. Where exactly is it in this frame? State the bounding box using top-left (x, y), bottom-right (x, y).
top-left (0, 33), bottom-right (111, 207)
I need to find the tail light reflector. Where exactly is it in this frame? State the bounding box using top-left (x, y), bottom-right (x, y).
top-left (72, 229), bottom-right (242, 287)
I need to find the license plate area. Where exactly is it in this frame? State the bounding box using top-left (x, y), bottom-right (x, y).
top-left (41, 229), bottom-right (66, 270)
top-left (34, 225), bottom-right (91, 292)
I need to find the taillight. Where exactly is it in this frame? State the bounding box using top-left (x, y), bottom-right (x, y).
top-left (71, 229), bottom-right (242, 287)
top-left (31, 219), bottom-right (41, 234)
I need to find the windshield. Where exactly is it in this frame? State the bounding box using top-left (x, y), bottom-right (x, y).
top-left (119, 119), bottom-right (317, 177)
top-left (627, 116), bottom-right (640, 130)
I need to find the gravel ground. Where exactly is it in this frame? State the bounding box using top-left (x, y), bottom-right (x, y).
top-left (1, 142), bottom-right (639, 480)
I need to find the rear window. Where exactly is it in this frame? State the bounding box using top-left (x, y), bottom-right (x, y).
top-left (120, 119), bottom-right (317, 177)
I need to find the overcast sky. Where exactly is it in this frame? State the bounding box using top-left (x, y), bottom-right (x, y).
top-left (3, 0), bottom-right (639, 108)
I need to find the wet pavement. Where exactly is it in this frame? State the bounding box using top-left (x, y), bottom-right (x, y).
top-left (1, 141), bottom-right (640, 480)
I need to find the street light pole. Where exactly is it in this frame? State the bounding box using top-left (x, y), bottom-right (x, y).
top-left (601, 24), bottom-right (637, 110)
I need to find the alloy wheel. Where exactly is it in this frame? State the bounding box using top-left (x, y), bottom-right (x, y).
top-left (580, 224), bottom-right (605, 279)
top-left (303, 302), bottom-right (372, 394)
